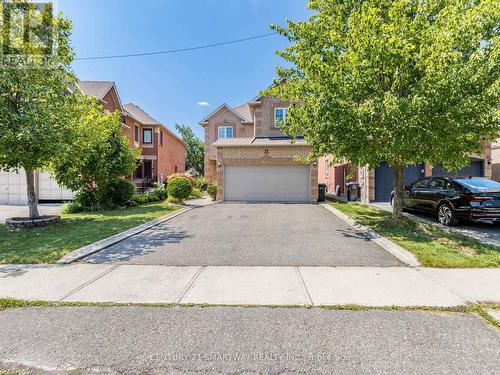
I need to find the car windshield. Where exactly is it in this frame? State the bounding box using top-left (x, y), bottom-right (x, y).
top-left (455, 179), bottom-right (500, 190)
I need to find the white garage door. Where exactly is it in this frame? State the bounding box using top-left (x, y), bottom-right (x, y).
top-left (0, 170), bottom-right (28, 205)
top-left (38, 171), bottom-right (74, 201)
top-left (224, 164), bottom-right (311, 202)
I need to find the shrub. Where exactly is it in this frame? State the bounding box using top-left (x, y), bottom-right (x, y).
top-left (149, 186), bottom-right (168, 201)
top-left (189, 187), bottom-right (203, 199)
top-left (98, 178), bottom-right (135, 208)
top-left (196, 177), bottom-right (208, 191)
top-left (61, 201), bottom-right (85, 214)
top-left (167, 177), bottom-right (193, 201)
top-left (207, 185), bottom-right (217, 201)
top-left (131, 194), bottom-right (153, 205)
top-left (167, 173), bottom-right (196, 187)
top-left (74, 188), bottom-right (99, 210)
top-left (167, 196), bottom-right (182, 204)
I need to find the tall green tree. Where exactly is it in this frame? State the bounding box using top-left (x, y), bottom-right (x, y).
top-left (175, 124), bottom-right (204, 175)
top-left (265, 0), bottom-right (500, 220)
top-left (51, 95), bottom-right (140, 193)
top-left (0, 1), bottom-right (76, 218)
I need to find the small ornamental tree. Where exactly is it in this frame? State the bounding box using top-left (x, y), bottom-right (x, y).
top-left (175, 124), bottom-right (204, 175)
top-left (265, 0), bottom-right (500, 221)
top-left (51, 95), bottom-right (140, 196)
top-left (0, 1), bottom-right (76, 219)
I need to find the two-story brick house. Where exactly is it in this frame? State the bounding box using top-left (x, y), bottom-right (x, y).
top-left (78, 81), bottom-right (185, 186)
top-left (200, 93), bottom-right (318, 202)
top-left (0, 81), bottom-right (185, 204)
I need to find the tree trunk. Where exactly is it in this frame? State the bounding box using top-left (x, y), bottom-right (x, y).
top-left (25, 169), bottom-right (40, 219)
top-left (392, 164), bottom-right (404, 222)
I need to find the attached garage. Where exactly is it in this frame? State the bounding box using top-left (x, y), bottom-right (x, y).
top-left (0, 170), bottom-right (73, 205)
top-left (0, 170), bottom-right (28, 205)
top-left (374, 163), bottom-right (425, 202)
top-left (432, 158), bottom-right (484, 178)
top-left (224, 164), bottom-right (311, 202)
top-left (38, 171), bottom-right (74, 201)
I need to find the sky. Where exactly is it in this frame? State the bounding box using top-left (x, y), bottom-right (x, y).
top-left (57, 0), bottom-right (311, 139)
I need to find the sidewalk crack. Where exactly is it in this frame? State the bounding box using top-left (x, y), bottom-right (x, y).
top-left (296, 267), bottom-right (314, 306)
top-left (176, 266), bottom-right (205, 303)
top-left (58, 265), bottom-right (120, 302)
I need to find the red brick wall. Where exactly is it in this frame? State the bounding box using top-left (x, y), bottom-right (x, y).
top-left (157, 127), bottom-right (185, 181)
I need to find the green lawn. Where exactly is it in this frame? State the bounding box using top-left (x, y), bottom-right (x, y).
top-left (331, 202), bottom-right (500, 268)
top-left (0, 202), bottom-right (180, 264)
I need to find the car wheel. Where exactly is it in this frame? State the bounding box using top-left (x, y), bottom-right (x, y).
top-left (437, 203), bottom-right (459, 226)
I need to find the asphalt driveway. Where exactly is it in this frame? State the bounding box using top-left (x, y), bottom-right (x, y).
top-left (83, 204), bottom-right (401, 266)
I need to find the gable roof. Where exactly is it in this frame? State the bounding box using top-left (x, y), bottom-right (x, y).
top-left (198, 103), bottom-right (250, 125)
top-left (124, 103), bottom-right (162, 125)
top-left (234, 103), bottom-right (252, 122)
top-left (124, 103), bottom-right (185, 146)
top-left (77, 81), bottom-right (114, 100)
top-left (77, 81), bottom-right (123, 111)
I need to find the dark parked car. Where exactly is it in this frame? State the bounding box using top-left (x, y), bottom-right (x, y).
top-left (391, 177), bottom-right (500, 226)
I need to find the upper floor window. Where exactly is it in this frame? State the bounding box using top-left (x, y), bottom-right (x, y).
top-left (143, 128), bottom-right (153, 144)
top-left (134, 125), bottom-right (139, 142)
top-left (160, 131), bottom-right (163, 146)
top-left (218, 126), bottom-right (233, 139)
top-left (274, 108), bottom-right (287, 128)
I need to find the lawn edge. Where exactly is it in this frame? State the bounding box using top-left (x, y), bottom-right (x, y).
top-left (57, 205), bottom-right (191, 264)
top-left (320, 203), bottom-right (421, 267)
top-left (1, 297), bottom-right (498, 327)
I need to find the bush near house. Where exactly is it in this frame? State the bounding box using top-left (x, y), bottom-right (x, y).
top-left (189, 187), bottom-right (203, 199)
top-left (196, 177), bottom-right (208, 191)
top-left (167, 177), bottom-right (193, 202)
top-left (207, 185), bottom-right (217, 201)
top-left (167, 173), bottom-right (196, 187)
top-left (98, 179), bottom-right (136, 209)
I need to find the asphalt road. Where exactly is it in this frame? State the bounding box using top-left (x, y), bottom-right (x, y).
top-left (0, 307), bottom-right (499, 374)
top-left (83, 204), bottom-right (401, 266)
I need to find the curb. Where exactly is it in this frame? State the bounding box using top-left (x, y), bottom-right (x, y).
top-left (57, 206), bottom-right (193, 264)
top-left (320, 203), bottom-right (421, 267)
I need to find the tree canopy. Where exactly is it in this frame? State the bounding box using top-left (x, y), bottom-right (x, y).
top-left (265, 0), bottom-right (500, 218)
top-left (0, 1), bottom-right (76, 218)
top-left (175, 123), bottom-right (204, 175)
top-left (51, 95), bottom-right (140, 193)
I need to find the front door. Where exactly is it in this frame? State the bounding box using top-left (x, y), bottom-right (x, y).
top-left (144, 160), bottom-right (153, 179)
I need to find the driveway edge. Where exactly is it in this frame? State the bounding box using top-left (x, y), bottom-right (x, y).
top-left (320, 203), bottom-right (421, 267)
top-left (57, 207), bottom-right (193, 264)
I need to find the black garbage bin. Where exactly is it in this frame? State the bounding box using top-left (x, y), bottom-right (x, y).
top-left (318, 183), bottom-right (327, 202)
top-left (346, 182), bottom-right (359, 201)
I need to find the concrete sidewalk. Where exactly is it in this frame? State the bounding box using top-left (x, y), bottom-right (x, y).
top-left (1, 264), bottom-right (499, 306)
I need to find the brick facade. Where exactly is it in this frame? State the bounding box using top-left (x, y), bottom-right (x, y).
top-left (321, 143), bottom-right (493, 203)
top-left (201, 95), bottom-right (317, 202)
top-left (216, 145), bottom-right (318, 203)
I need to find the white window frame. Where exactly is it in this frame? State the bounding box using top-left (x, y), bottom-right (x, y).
top-left (218, 126), bottom-right (233, 139)
top-left (274, 107), bottom-right (287, 128)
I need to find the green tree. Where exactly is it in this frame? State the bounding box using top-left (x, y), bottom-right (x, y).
top-left (51, 95), bottom-right (140, 194)
top-left (265, 0), bottom-right (500, 220)
top-left (0, 1), bottom-right (76, 218)
top-left (175, 123), bottom-right (204, 175)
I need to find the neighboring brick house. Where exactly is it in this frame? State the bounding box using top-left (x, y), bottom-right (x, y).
top-left (123, 103), bottom-right (185, 185)
top-left (319, 144), bottom-right (493, 202)
top-left (0, 81), bottom-right (185, 205)
top-left (200, 93), bottom-right (318, 203)
top-left (78, 82), bottom-right (185, 186)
